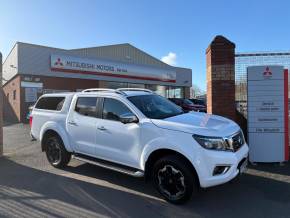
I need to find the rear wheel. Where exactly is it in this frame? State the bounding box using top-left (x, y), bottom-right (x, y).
top-left (45, 135), bottom-right (71, 168)
top-left (152, 155), bottom-right (197, 204)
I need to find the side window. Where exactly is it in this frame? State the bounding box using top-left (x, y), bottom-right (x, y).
top-left (75, 97), bottom-right (97, 117)
top-left (175, 99), bottom-right (181, 105)
top-left (35, 97), bottom-right (65, 111)
top-left (103, 98), bottom-right (133, 122)
top-left (56, 99), bottom-right (65, 110)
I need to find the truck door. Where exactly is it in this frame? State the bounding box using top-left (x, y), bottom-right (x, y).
top-left (94, 97), bottom-right (141, 168)
top-left (67, 96), bottom-right (98, 156)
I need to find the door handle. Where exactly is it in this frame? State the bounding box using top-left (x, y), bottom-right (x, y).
top-left (68, 121), bottom-right (78, 126)
top-left (97, 126), bottom-right (107, 131)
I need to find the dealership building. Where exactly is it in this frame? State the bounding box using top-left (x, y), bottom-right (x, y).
top-left (2, 42), bottom-right (192, 123)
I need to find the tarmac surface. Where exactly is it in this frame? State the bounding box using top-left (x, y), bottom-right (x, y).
top-left (1, 123), bottom-right (290, 218)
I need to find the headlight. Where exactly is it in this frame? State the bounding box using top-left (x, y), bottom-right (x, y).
top-left (193, 134), bottom-right (232, 151)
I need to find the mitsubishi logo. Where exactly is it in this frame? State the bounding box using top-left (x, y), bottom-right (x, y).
top-left (54, 58), bottom-right (64, 66)
top-left (263, 66), bottom-right (272, 78)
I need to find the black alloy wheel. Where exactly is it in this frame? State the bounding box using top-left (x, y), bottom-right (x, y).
top-left (157, 165), bottom-right (186, 201)
top-left (152, 155), bottom-right (197, 204)
top-left (46, 137), bottom-right (62, 166)
top-left (45, 135), bottom-right (71, 168)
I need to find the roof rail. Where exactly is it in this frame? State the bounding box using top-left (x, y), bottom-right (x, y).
top-left (81, 88), bottom-right (125, 95)
top-left (116, 88), bottom-right (154, 93)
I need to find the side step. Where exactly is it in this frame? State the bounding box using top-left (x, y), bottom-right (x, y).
top-left (72, 154), bottom-right (144, 178)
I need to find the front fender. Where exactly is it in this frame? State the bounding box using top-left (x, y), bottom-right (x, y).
top-left (140, 136), bottom-right (196, 170)
top-left (40, 121), bottom-right (73, 152)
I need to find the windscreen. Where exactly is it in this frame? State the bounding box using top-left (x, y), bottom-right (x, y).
top-left (128, 95), bottom-right (183, 119)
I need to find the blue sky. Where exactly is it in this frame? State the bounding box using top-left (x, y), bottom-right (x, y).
top-left (1, 0), bottom-right (290, 90)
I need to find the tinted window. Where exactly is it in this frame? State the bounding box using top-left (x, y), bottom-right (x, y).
top-left (103, 98), bottom-right (132, 122)
top-left (175, 99), bottom-right (182, 105)
top-left (183, 99), bottom-right (194, 105)
top-left (197, 100), bottom-right (205, 105)
top-left (190, 99), bottom-right (198, 104)
top-left (35, 97), bottom-right (65, 111)
top-left (191, 99), bottom-right (205, 105)
top-left (128, 95), bottom-right (183, 119)
top-left (75, 97), bottom-right (97, 117)
top-left (169, 98), bottom-right (181, 105)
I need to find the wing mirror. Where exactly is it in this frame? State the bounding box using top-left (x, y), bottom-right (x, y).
top-left (119, 113), bottom-right (139, 124)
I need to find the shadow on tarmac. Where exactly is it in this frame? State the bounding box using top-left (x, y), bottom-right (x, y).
top-left (1, 156), bottom-right (290, 218)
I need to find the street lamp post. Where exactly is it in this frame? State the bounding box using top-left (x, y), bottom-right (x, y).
top-left (0, 52), bottom-right (3, 156)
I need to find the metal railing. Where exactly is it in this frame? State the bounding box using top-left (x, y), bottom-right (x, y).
top-left (81, 88), bottom-right (126, 95)
top-left (81, 88), bottom-right (154, 96)
top-left (117, 88), bottom-right (153, 93)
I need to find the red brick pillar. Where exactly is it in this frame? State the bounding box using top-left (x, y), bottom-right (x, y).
top-left (0, 52), bottom-right (3, 156)
top-left (206, 35), bottom-right (236, 121)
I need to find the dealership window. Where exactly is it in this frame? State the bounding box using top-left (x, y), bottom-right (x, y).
top-left (13, 90), bottom-right (16, 100)
top-left (107, 82), bottom-right (185, 98)
top-left (145, 85), bottom-right (184, 98)
top-left (166, 87), bottom-right (184, 98)
top-left (107, 82), bottom-right (128, 89)
top-left (35, 97), bottom-right (65, 111)
top-left (43, 89), bottom-right (70, 94)
top-left (145, 84), bottom-right (158, 92)
top-left (128, 83), bottom-right (145, 89)
top-left (107, 82), bottom-right (145, 89)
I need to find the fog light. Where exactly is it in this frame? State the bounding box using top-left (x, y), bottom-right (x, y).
top-left (213, 166), bottom-right (230, 176)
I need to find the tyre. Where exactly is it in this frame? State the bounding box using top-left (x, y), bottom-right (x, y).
top-left (152, 155), bottom-right (197, 204)
top-left (45, 135), bottom-right (71, 168)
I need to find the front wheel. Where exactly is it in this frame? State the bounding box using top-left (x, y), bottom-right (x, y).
top-left (45, 135), bottom-right (71, 168)
top-left (152, 155), bottom-right (197, 204)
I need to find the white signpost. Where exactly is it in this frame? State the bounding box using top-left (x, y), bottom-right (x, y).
top-left (247, 66), bottom-right (289, 163)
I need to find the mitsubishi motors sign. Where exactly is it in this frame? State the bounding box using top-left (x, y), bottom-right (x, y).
top-left (50, 54), bottom-right (176, 83)
top-left (247, 65), bottom-right (289, 162)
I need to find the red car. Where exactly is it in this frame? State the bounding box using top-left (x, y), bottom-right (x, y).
top-left (169, 98), bottom-right (206, 112)
top-left (189, 99), bottom-right (207, 113)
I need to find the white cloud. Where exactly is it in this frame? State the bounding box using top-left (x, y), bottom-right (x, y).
top-left (161, 52), bottom-right (177, 66)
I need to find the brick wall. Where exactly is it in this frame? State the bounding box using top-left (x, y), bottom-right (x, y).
top-left (3, 76), bottom-right (21, 123)
top-left (206, 35), bottom-right (236, 121)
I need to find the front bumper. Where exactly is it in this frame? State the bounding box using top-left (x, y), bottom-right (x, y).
top-left (196, 143), bottom-right (249, 188)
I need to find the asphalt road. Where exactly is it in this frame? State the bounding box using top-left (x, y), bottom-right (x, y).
top-left (1, 124), bottom-right (290, 218)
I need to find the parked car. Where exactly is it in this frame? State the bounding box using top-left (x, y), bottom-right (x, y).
top-left (169, 98), bottom-right (204, 112)
top-left (189, 99), bottom-right (207, 113)
top-left (30, 88), bottom-right (249, 204)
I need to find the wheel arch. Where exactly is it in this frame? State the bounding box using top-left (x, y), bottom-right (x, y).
top-left (40, 122), bottom-right (73, 152)
top-left (144, 148), bottom-right (200, 186)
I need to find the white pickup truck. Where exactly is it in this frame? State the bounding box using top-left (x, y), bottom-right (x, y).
top-left (30, 88), bottom-right (249, 204)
